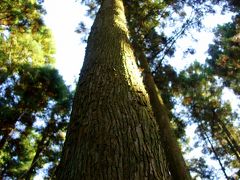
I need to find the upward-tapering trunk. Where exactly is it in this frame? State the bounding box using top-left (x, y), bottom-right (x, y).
top-left (135, 49), bottom-right (191, 180)
top-left (56, 0), bottom-right (170, 179)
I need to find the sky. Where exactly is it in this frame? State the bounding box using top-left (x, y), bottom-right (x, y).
top-left (43, 0), bottom-right (238, 110)
top-left (167, 5), bottom-right (233, 69)
top-left (43, 0), bottom-right (92, 86)
top-left (41, 1), bottom-right (236, 179)
top-left (43, 0), bottom-right (233, 86)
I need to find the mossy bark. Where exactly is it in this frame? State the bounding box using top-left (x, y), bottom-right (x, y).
top-left (56, 0), bottom-right (170, 179)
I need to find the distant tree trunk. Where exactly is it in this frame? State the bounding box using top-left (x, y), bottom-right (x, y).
top-left (199, 122), bottom-right (229, 179)
top-left (56, 0), bottom-right (171, 179)
top-left (212, 110), bottom-right (240, 162)
top-left (135, 48), bottom-right (191, 180)
top-left (0, 132), bottom-right (11, 149)
top-left (25, 120), bottom-right (54, 180)
top-left (0, 111), bottom-right (25, 149)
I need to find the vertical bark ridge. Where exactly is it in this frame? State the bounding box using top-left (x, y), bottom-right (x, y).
top-left (56, 0), bottom-right (170, 179)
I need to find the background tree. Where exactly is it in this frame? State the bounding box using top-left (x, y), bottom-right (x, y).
top-left (75, 0), bottom-right (240, 178)
top-left (1, 0), bottom-right (240, 179)
top-left (207, 16), bottom-right (240, 95)
top-left (0, 0), bottom-right (72, 179)
top-left (178, 61), bottom-right (240, 178)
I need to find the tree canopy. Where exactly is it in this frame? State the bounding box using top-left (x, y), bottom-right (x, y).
top-left (0, 0), bottom-right (239, 179)
top-left (0, 0), bottom-right (72, 179)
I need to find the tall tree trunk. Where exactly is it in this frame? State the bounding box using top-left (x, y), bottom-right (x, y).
top-left (56, 0), bottom-right (170, 179)
top-left (212, 110), bottom-right (240, 162)
top-left (199, 122), bottom-right (229, 180)
top-left (135, 49), bottom-right (191, 180)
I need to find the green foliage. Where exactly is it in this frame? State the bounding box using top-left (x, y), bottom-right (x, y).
top-left (0, 0), bottom-right (45, 32)
top-left (0, 128), bottom-right (39, 178)
top-left (207, 17), bottom-right (240, 95)
top-left (0, 0), bottom-right (55, 85)
top-left (0, 0), bottom-right (72, 179)
top-left (16, 65), bottom-right (68, 109)
top-left (0, 64), bottom-right (72, 179)
top-left (0, 27), bottom-right (55, 78)
top-left (178, 62), bottom-right (240, 178)
top-left (1, 0), bottom-right (240, 179)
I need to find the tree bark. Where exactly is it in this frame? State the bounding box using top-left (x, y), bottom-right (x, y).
top-left (56, 0), bottom-right (170, 179)
top-left (135, 49), bottom-right (191, 180)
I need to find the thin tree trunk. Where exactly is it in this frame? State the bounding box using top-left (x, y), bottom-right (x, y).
top-left (0, 111), bottom-right (26, 149)
top-left (56, 0), bottom-right (171, 179)
top-left (217, 122), bottom-right (240, 162)
top-left (0, 131), bottom-right (11, 149)
top-left (199, 122), bottom-right (229, 179)
top-left (135, 49), bottom-right (191, 180)
top-left (24, 120), bottom-right (53, 180)
top-left (212, 110), bottom-right (240, 162)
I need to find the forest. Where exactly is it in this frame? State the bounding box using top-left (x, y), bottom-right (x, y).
top-left (0, 0), bottom-right (239, 179)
